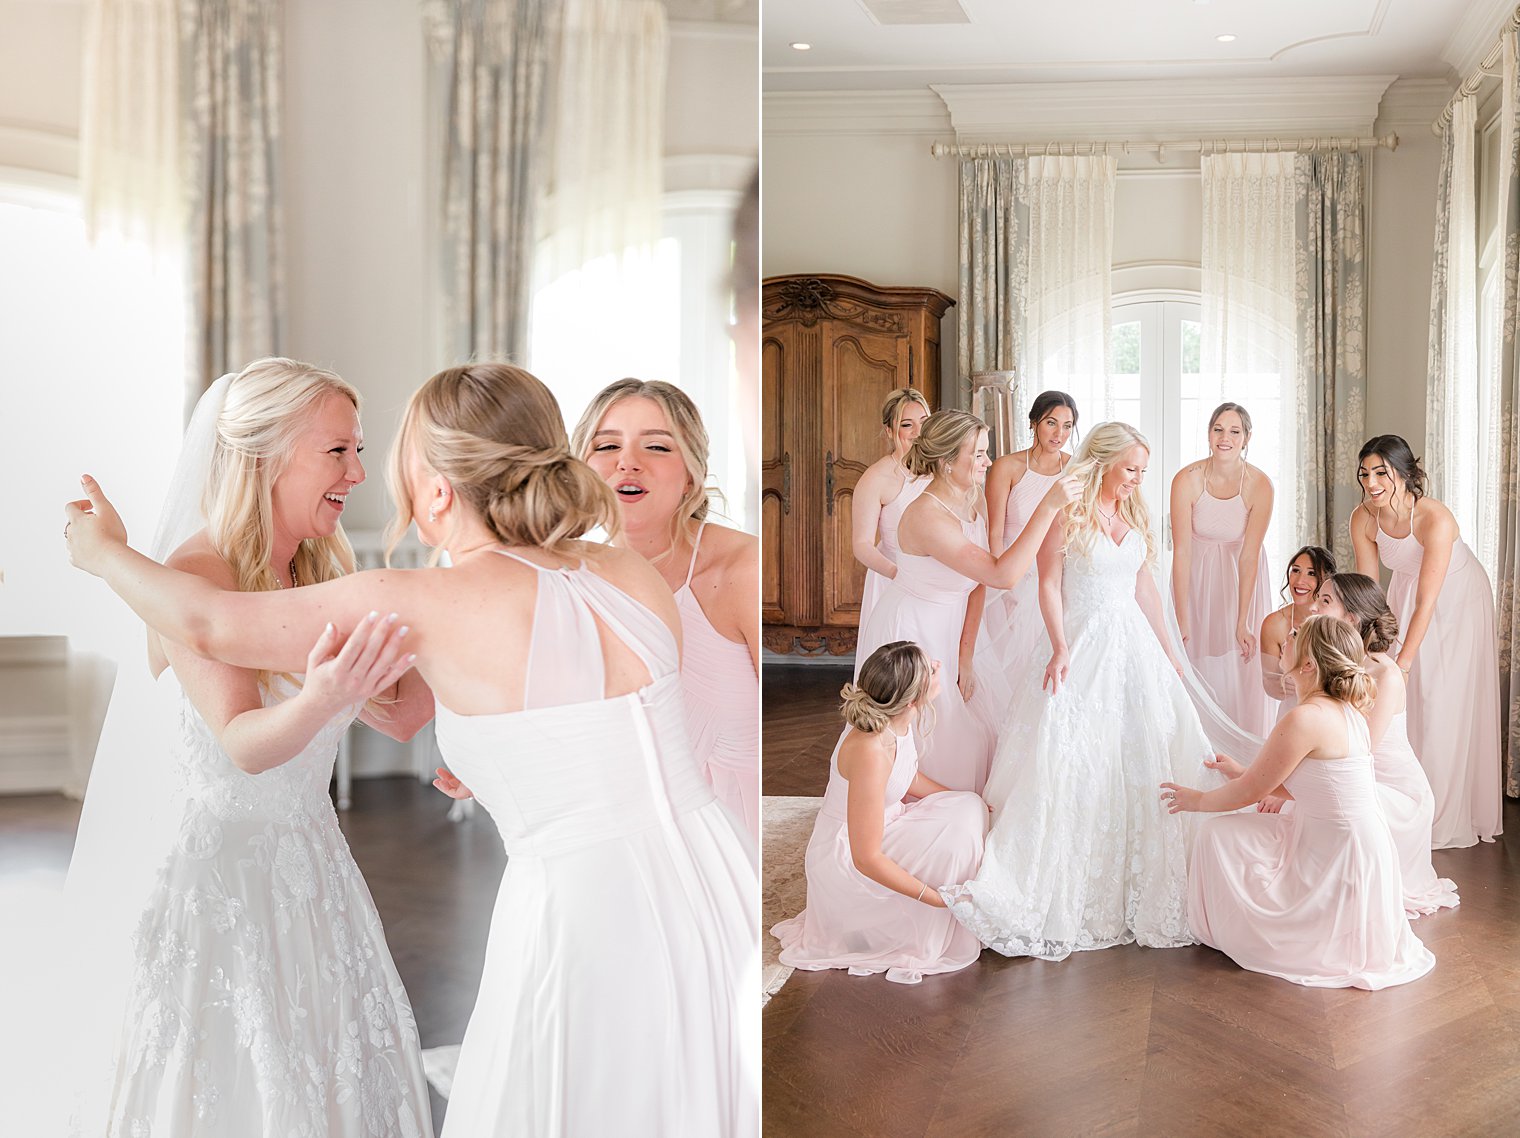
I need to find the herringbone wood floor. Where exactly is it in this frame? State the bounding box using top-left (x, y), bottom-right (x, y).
top-left (762, 664), bottom-right (1520, 1138)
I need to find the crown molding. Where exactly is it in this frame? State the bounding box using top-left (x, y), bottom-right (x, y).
top-left (1442, 0), bottom-right (1517, 78)
top-left (1374, 77), bottom-right (1457, 131)
top-left (930, 77), bottom-right (1398, 142)
top-left (763, 89), bottom-right (952, 136)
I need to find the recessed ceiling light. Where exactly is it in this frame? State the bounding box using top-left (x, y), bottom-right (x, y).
top-left (790, 42), bottom-right (812, 51)
top-left (1216, 33), bottom-right (1237, 43)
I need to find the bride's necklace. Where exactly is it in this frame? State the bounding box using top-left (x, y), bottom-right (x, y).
top-left (1095, 499), bottom-right (1118, 524)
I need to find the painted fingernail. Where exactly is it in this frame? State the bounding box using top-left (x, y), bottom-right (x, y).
top-left (326, 622), bottom-right (335, 633)
top-left (398, 626), bottom-right (410, 637)
top-left (367, 610), bottom-right (379, 620)
top-left (407, 653), bottom-right (418, 663)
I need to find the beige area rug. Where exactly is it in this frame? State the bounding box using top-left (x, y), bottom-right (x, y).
top-left (762, 795), bottom-right (822, 1005)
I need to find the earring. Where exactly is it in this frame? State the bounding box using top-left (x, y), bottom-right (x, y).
top-left (428, 507), bottom-right (438, 524)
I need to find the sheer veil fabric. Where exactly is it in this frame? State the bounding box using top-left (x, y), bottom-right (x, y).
top-left (59, 374), bottom-right (234, 1131)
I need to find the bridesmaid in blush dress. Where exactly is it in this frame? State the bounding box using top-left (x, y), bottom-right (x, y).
top-left (773, 641), bottom-right (988, 984)
top-left (1351, 434), bottom-right (1501, 849)
top-left (856, 411), bottom-right (1077, 792)
top-left (1170, 403), bottom-right (1275, 735)
top-left (852, 388), bottom-right (932, 633)
top-left (574, 380), bottom-right (760, 847)
top-left (983, 390), bottom-right (1077, 668)
top-left (1162, 616), bottom-right (1435, 990)
top-left (1312, 574), bottom-right (1458, 915)
top-left (1257, 545), bottom-right (1335, 726)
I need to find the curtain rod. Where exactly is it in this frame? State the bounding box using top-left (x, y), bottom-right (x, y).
top-left (930, 135), bottom-right (1398, 161)
top-left (1433, 5), bottom-right (1520, 135)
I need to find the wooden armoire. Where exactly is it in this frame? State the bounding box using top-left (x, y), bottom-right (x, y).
top-left (762, 274), bottom-right (955, 656)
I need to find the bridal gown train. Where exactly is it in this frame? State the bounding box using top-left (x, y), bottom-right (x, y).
top-left (97, 674), bottom-right (431, 1138)
top-left (942, 529), bottom-right (1222, 959)
top-left (434, 552), bottom-right (759, 1138)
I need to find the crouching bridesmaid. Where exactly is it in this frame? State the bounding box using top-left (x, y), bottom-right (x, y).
top-left (772, 641), bottom-right (988, 984)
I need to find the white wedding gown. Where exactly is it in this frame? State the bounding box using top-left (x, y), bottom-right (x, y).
top-left (433, 552), bottom-right (759, 1138)
top-left (91, 673), bottom-right (431, 1137)
top-left (942, 529), bottom-right (1222, 960)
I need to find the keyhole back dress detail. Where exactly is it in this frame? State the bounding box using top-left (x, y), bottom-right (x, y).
top-left (675, 522), bottom-right (760, 847)
top-left (433, 551), bottom-right (759, 1138)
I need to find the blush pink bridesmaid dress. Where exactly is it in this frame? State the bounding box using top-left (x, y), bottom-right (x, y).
top-left (1188, 702), bottom-right (1435, 990)
top-left (859, 469), bottom-right (930, 633)
top-left (854, 495), bottom-right (998, 792)
top-left (771, 726), bottom-right (987, 984)
top-left (1184, 484), bottom-right (1274, 735)
top-left (1372, 708), bottom-right (1460, 916)
top-left (1375, 526), bottom-right (1502, 849)
top-left (435, 552), bottom-right (758, 1138)
top-left (983, 465), bottom-right (1060, 670)
top-left (676, 522), bottom-right (759, 848)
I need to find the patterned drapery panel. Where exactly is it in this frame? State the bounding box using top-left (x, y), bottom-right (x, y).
top-left (1293, 151), bottom-right (1367, 571)
top-left (957, 158), bottom-right (1028, 417)
top-left (180, 0), bottom-right (284, 408)
top-left (1493, 35), bottom-right (1520, 797)
top-left (424, 0), bottom-right (563, 364)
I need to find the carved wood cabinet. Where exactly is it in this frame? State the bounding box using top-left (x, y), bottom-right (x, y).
top-left (762, 274), bottom-right (955, 656)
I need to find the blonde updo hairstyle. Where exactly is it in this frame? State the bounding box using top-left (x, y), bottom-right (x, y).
top-left (905, 410), bottom-right (986, 510)
top-left (1287, 614), bottom-right (1376, 712)
top-left (1061, 421), bottom-right (1156, 565)
top-left (839, 640), bottom-right (935, 736)
top-left (570, 378), bottom-right (715, 560)
top-left (387, 363), bottom-right (620, 564)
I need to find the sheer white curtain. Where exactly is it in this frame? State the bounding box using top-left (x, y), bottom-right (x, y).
top-left (1020, 154), bottom-right (1116, 434)
top-left (1428, 95), bottom-right (1484, 561)
top-left (528, 0), bottom-right (668, 430)
top-left (1200, 151), bottom-right (1298, 576)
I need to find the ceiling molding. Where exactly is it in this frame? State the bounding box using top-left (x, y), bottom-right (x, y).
top-left (1374, 77), bottom-right (1457, 130)
top-left (930, 77), bottom-right (1397, 141)
top-left (1441, 0), bottom-right (1517, 77)
top-left (763, 89), bottom-right (951, 136)
top-left (1267, 0), bottom-right (1395, 61)
top-left (0, 121), bottom-right (78, 180)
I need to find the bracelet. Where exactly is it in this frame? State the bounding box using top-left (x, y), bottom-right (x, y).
top-left (916, 884), bottom-right (929, 902)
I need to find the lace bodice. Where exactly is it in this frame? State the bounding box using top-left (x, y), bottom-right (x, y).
top-left (1062, 527), bottom-right (1143, 621)
top-left (166, 671), bottom-right (356, 826)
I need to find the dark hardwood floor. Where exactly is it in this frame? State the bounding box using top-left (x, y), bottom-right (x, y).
top-left (0, 776), bottom-right (505, 1136)
top-left (762, 664), bottom-right (1520, 1138)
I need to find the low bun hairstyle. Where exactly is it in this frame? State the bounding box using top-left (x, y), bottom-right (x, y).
top-left (840, 641), bottom-right (934, 734)
top-left (1290, 615), bottom-right (1376, 713)
top-left (1324, 573), bottom-right (1400, 654)
top-left (387, 363), bottom-right (620, 562)
top-left (1358, 434), bottom-right (1427, 502)
top-left (905, 410), bottom-right (986, 481)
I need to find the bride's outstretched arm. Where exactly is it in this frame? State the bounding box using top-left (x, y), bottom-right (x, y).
top-left (1037, 520), bottom-right (1069, 691)
top-left (67, 476), bottom-right (425, 675)
top-left (1162, 714), bottom-right (1310, 813)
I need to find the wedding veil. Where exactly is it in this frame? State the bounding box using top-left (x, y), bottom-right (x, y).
top-left (60, 373), bottom-right (234, 1130)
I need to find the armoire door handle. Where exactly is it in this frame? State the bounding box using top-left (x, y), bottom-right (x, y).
top-left (782, 452), bottom-right (792, 515)
top-left (825, 451), bottom-right (835, 515)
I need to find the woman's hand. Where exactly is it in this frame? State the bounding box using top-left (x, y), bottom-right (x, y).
top-left (1159, 782), bottom-right (1203, 813)
top-left (957, 659), bottom-right (977, 702)
top-left (919, 885), bottom-right (948, 909)
top-left (64, 475), bottom-right (128, 576)
top-left (1204, 753), bottom-right (1246, 780)
top-left (1177, 617), bottom-right (1190, 648)
top-left (1042, 647), bottom-right (1070, 694)
top-left (300, 613), bottom-right (417, 717)
top-left (1042, 474), bottom-right (1082, 511)
top-left (1236, 623), bottom-right (1257, 661)
top-left (1257, 794), bottom-right (1288, 814)
top-left (433, 767), bottom-right (474, 800)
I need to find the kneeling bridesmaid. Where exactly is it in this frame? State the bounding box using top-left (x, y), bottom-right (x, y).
top-left (772, 641), bottom-right (988, 984)
top-left (1161, 616), bottom-right (1434, 990)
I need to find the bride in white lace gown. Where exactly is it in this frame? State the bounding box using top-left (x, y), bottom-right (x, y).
top-left (942, 422), bottom-right (1224, 959)
top-left (66, 360), bottom-right (433, 1136)
top-left (67, 362), bottom-right (759, 1138)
